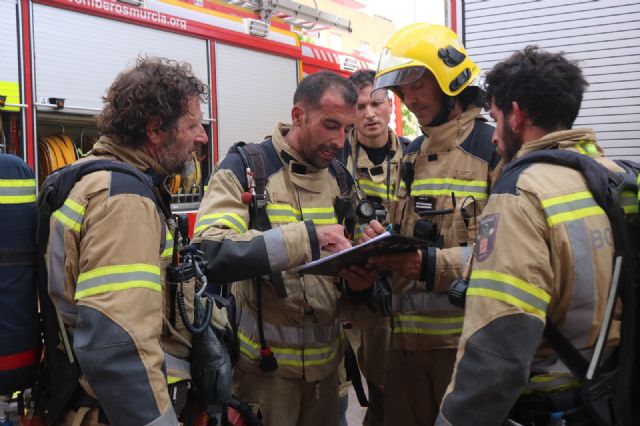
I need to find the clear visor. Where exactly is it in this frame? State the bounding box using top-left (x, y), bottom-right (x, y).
top-left (372, 66), bottom-right (426, 93)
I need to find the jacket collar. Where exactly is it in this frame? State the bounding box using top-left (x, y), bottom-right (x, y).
top-left (419, 107), bottom-right (482, 153)
top-left (271, 123), bottom-right (332, 194)
top-left (514, 128), bottom-right (603, 160)
top-left (90, 136), bottom-right (170, 184)
top-left (347, 127), bottom-right (404, 170)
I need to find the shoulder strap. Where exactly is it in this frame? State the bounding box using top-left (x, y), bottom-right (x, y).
top-left (233, 141), bottom-right (271, 233)
top-left (232, 141), bottom-right (287, 300)
top-left (330, 158), bottom-right (354, 197)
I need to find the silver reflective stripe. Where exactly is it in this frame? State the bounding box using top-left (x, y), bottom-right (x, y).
top-left (76, 270), bottom-right (160, 294)
top-left (543, 197), bottom-right (598, 217)
top-left (460, 246), bottom-right (473, 267)
top-left (393, 316), bottom-right (464, 335)
top-left (237, 303), bottom-right (338, 346)
top-left (563, 220), bottom-right (596, 348)
top-left (392, 289), bottom-right (459, 314)
top-left (165, 352), bottom-right (190, 382)
top-left (470, 279), bottom-right (548, 313)
top-left (263, 228), bottom-right (289, 272)
top-left (48, 220), bottom-right (77, 324)
top-left (0, 185), bottom-right (35, 197)
top-left (302, 210), bottom-right (337, 222)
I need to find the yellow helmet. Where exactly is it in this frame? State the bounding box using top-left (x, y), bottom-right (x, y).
top-left (374, 23), bottom-right (480, 97)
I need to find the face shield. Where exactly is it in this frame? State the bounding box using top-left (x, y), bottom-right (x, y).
top-left (373, 48), bottom-right (428, 95)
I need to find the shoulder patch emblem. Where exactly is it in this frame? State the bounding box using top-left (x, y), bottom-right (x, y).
top-left (476, 213), bottom-right (499, 262)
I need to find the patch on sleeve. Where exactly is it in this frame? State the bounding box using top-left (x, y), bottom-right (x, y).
top-left (475, 213), bottom-right (499, 262)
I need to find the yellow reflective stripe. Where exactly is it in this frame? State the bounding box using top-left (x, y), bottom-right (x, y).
top-left (167, 376), bottom-right (182, 384)
top-left (541, 191), bottom-right (605, 226)
top-left (0, 178), bottom-right (37, 203)
top-left (523, 374), bottom-right (580, 395)
top-left (575, 140), bottom-right (598, 157)
top-left (267, 204), bottom-right (301, 223)
top-left (393, 315), bottom-right (464, 335)
top-left (75, 264), bottom-right (161, 299)
top-left (0, 178), bottom-right (36, 187)
top-left (411, 177), bottom-right (488, 187)
top-left (401, 177), bottom-right (489, 199)
top-left (194, 212), bottom-right (248, 235)
top-left (238, 331), bottom-right (343, 367)
top-left (52, 198), bottom-right (86, 233)
top-left (359, 179), bottom-right (398, 201)
top-left (621, 190), bottom-right (639, 214)
top-left (161, 229), bottom-right (174, 258)
top-left (267, 204), bottom-right (337, 225)
top-left (468, 270), bottom-right (551, 319)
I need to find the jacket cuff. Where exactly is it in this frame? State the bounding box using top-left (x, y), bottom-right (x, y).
top-left (304, 219), bottom-right (320, 261)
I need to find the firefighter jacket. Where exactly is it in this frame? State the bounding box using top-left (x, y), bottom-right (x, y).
top-left (388, 107), bottom-right (500, 351)
top-left (46, 137), bottom-right (189, 425)
top-left (192, 123), bottom-right (355, 382)
top-left (437, 129), bottom-right (623, 426)
top-left (342, 127), bottom-right (406, 238)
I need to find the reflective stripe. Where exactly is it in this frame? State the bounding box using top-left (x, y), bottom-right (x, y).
top-left (523, 374), bottom-right (579, 395)
top-left (237, 304), bottom-right (340, 346)
top-left (48, 221), bottom-right (77, 323)
top-left (161, 227), bottom-right (174, 258)
top-left (267, 203), bottom-right (302, 222)
top-left (267, 204), bottom-right (337, 225)
top-left (194, 212), bottom-right (248, 235)
top-left (541, 191), bottom-right (605, 227)
top-left (75, 264), bottom-right (161, 299)
top-left (359, 178), bottom-right (397, 201)
top-left (467, 270), bottom-right (551, 319)
top-left (52, 198), bottom-right (86, 233)
top-left (563, 220), bottom-right (596, 348)
top-left (393, 314), bottom-right (463, 335)
top-left (574, 140), bottom-right (598, 157)
top-left (0, 178), bottom-right (37, 203)
top-left (165, 352), bottom-right (190, 384)
top-left (238, 330), bottom-right (345, 367)
top-left (392, 289), bottom-right (459, 314)
top-left (401, 177), bottom-right (488, 200)
top-left (621, 190), bottom-right (638, 214)
top-left (236, 304), bottom-right (344, 367)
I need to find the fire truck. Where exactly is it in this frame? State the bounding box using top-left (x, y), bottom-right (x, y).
top-left (447, 0), bottom-right (640, 162)
top-left (0, 0), bottom-right (390, 231)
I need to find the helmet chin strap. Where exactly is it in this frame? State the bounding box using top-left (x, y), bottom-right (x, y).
top-left (428, 94), bottom-right (456, 127)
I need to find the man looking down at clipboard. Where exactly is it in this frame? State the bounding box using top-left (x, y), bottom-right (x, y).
top-left (358, 23), bottom-right (502, 426)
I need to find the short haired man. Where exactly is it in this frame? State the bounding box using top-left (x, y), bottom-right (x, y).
top-left (361, 23), bottom-right (501, 425)
top-left (337, 69), bottom-right (408, 426)
top-left (436, 46), bottom-right (624, 426)
top-left (192, 71), bottom-right (373, 426)
top-left (45, 57), bottom-right (209, 424)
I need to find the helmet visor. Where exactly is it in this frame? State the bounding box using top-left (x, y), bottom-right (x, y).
top-left (373, 66), bottom-right (426, 93)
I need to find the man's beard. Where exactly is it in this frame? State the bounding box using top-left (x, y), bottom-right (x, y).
top-left (502, 122), bottom-right (524, 163)
top-left (159, 136), bottom-right (192, 175)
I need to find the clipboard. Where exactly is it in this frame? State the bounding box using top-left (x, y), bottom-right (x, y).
top-left (296, 231), bottom-right (421, 276)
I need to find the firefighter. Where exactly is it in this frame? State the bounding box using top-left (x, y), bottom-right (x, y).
top-left (337, 69), bottom-right (408, 426)
top-left (191, 71), bottom-right (376, 426)
top-left (436, 46), bottom-right (625, 426)
top-left (360, 23), bottom-right (501, 425)
top-left (42, 58), bottom-right (209, 425)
